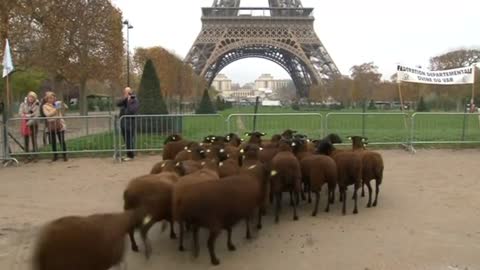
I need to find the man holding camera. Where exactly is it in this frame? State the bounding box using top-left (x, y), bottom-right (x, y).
top-left (117, 87), bottom-right (139, 161)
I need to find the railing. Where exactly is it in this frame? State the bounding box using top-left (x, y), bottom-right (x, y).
top-left (411, 112), bottom-right (480, 145)
top-left (6, 115), bottom-right (116, 157)
top-left (325, 113), bottom-right (410, 146)
top-left (202, 7), bottom-right (314, 18)
top-left (2, 112), bottom-right (480, 163)
top-left (117, 114), bottom-right (224, 158)
top-left (226, 113), bottom-right (323, 139)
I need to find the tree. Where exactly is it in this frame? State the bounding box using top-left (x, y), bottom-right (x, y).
top-left (416, 96), bottom-right (429, 112)
top-left (138, 59), bottom-right (168, 115)
top-left (350, 62), bottom-right (382, 106)
top-left (367, 99), bottom-right (377, 110)
top-left (196, 89), bottom-right (216, 114)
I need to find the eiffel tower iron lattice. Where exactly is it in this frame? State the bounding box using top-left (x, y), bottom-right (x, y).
top-left (185, 0), bottom-right (340, 98)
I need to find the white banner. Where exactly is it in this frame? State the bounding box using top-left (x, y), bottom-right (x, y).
top-left (397, 65), bottom-right (475, 85)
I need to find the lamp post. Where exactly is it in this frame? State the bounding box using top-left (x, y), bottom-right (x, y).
top-left (123, 20), bottom-right (133, 87)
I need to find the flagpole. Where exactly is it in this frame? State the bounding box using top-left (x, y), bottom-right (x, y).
top-left (5, 74), bottom-right (10, 117)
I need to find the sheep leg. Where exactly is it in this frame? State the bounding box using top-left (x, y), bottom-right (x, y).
top-left (373, 180), bottom-right (380, 207)
top-left (341, 187), bottom-right (347, 215)
top-left (140, 219), bottom-right (156, 259)
top-left (275, 193), bottom-right (282, 223)
top-left (192, 226), bottom-right (200, 258)
top-left (289, 191), bottom-right (294, 207)
top-left (179, 222), bottom-right (185, 252)
top-left (257, 207), bottom-right (263, 230)
top-left (361, 182), bottom-right (366, 197)
top-left (245, 217), bottom-right (252, 240)
top-left (353, 183), bottom-right (359, 214)
top-left (366, 181), bottom-right (373, 208)
top-left (128, 229), bottom-right (139, 252)
top-left (207, 229), bottom-right (221, 265)
top-left (292, 191), bottom-right (299, 221)
top-left (227, 227), bottom-right (237, 250)
top-left (169, 220), bottom-right (177, 239)
top-left (300, 181), bottom-right (307, 201)
top-left (312, 191), bottom-right (320, 216)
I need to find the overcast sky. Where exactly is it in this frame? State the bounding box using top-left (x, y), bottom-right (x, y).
top-left (111, 0), bottom-right (479, 85)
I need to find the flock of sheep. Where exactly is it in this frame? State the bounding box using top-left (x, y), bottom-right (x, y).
top-left (32, 130), bottom-right (384, 269)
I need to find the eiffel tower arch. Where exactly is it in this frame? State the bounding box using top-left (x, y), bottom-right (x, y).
top-left (185, 0), bottom-right (340, 98)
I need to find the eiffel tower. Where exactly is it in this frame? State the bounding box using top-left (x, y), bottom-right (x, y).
top-left (185, 0), bottom-right (340, 97)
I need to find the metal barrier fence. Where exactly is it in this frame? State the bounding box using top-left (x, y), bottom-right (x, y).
top-left (226, 113), bottom-right (323, 138)
top-left (2, 112), bottom-right (480, 161)
top-left (411, 112), bottom-right (480, 145)
top-left (6, 115), bottom-right (116, 157)
top-left (1, 116), bottom-right (19, 166)
top-left (325, 113), bottom-right (410, 145)
top-left (117, 114), bottom-right (224, 158)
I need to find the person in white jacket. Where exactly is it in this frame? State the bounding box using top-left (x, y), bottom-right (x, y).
top-left (18, 91), bottom-right (40, 161)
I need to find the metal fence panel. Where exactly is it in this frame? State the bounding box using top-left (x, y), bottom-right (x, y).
top-left (6, 115), bottom-right (116, 156)
top-left (117, 114), bottom-right (225, 157)
top-left (226, 113), bottom-right (323, 138)
top-left (325, 113), bottom-right (410, 145)
top-left (411, 113), bottom-right (480, 144)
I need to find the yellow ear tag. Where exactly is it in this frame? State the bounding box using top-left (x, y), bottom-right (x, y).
top-left (161, 163), bottom-right (166, 168)
top-left (270, 170), bottom-right (278, 176)
top-left (184, 146), bottom-right (188, 150)
top-left (201, 162), bottom-right (206, 166)
top-left (176, 162), bottom-right (181, 167)
top-left (248, 165), bottom-right (257, 170)
top-left (143, 215), bottom-right (152, 225)
top-left (240, 149), bottom-right (244, 153)
top-left (219, 162), bottom-right (224, 167)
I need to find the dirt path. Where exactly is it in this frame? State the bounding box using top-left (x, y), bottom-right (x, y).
top-left (0, 149), bottom-right (479, 270)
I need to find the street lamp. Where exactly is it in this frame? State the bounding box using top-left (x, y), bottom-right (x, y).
top-left (123, 19), bottom-right (133, 87)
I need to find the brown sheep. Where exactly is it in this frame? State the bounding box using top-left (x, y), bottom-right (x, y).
top-left (270, 140), bottom-right (302, 223)
top-left (150, 160), bottom-right (180, 175)
top-left (172, 160), bottom-right (220, 252)
top-left (174, 144), bottom-right (207, 162)
top-left (173, 164), bottom-right (268, 265)
top-left (123, 169), bottom-right (181, 253)
top-left (349, 136), bottom-right (384, 207)
top-left (164, 134), bottom-right (183, 144)
top-left (317, 141), bottom-right (362, 215)
top-left (163, 140), bottom-right (197, 160)
top-left (218, 158), bottom-right (240, 178)
top-left (224, 133), bottom-right (242, 147)
top-left (300, 155), bottom-right (337, 215)
top-left (32, 209), bottom-right (148, 270)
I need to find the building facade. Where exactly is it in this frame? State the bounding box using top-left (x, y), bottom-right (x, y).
top-left (255, 74), bottom-right (291, 91)
top-left (212, 74), bottom-right (232, 92)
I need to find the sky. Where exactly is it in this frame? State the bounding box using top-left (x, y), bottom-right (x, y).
top-left (111, 0), bottom-right (479, 85)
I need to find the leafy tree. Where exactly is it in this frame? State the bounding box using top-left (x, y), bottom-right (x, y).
top-left (350, 62), bottom-right (382, 105)
top-left (367, 99), bottom-right (377, 110)
top-left (138, 59), bottom-right (168, 115)
top-left (196, 89), bottom-right (216, 114)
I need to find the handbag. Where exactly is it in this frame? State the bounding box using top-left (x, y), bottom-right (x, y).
top-left (21, 117), bottom-right (31, 136)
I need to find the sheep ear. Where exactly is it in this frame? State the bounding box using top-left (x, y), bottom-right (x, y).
top-left (143, 215), bottom-right (153, 225)
top-left (261, 132), bottom-right (266, 136)
top-left (240, 149), bottom-right (245, 153)
top-left (270, 170), bottom-right (278, 176)
top-left (219, 162), bottom-right (224, 167)
top-left (184, 146), bottom-right (188, 150)
top-left (259, 147), bottom-right (264, 151)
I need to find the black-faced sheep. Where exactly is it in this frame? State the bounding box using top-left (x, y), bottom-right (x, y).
top-left (172, 164), bottom-right (268, 265)
top-left (349, 136), bottom-right (384, 207)
top-left (269, 140), bottom-right (302, 222)
top-left (317, 141), bottom-right (362, 215)
top-left (32, 209), bottom-right (148, 270)
top-left (172, 160), bottom-right (220, 252)
top-left (123, 169), bottom-right (181, 254)
top-left (300, 155), bottom-right (337, 215)
top-left (163, 139), bottom-right (198, 161)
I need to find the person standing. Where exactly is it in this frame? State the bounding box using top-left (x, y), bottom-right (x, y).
top-left (18, 91), bottom-right (40, 161)
top-left (42, 91), bottom-right (68, 162)
top-left (117, 87), bottom-right (139, 161)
